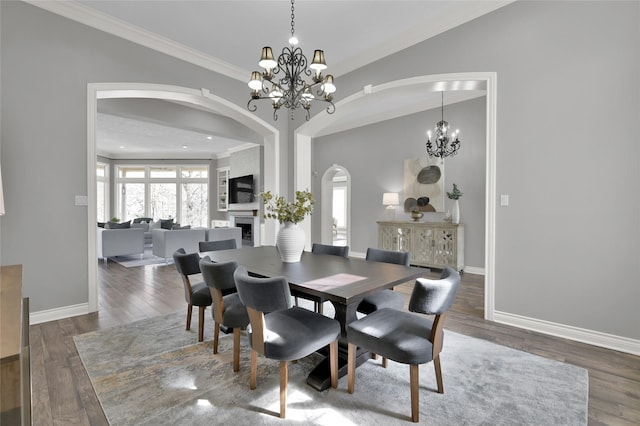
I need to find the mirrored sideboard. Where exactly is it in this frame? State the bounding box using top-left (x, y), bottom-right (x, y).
top-left (377, 221), bottom-right (464, 271)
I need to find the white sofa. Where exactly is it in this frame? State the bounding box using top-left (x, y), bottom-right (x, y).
top-left (97, 227), bottom-right (145, 262)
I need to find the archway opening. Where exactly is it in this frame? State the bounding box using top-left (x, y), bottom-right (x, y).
top-left (296, 72), bottom-right (497, 321)
top-left (320, 165), bottom-right (351, 247)
top-left (86, 83), bottom-right (280, 312)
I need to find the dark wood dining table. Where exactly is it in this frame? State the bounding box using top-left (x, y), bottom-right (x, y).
top-left (202, 245), bottom-right (428, 390)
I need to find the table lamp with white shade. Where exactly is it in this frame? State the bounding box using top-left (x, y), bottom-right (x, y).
top-left (382, 192), bottom-right (399, 221)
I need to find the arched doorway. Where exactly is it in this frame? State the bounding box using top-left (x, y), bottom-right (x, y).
top-left (320, 165), bottom-right (351, 247)
top-left (86, 83), bottom-right (280, 312)
top-left (296, 72), bottom-right (497, 321)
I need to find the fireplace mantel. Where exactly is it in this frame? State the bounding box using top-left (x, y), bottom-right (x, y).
top-left (228, 209), bottom-right (258, 217)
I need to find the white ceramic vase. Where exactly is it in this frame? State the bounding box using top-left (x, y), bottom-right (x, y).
top-left (276, 222), bottom-right (306, 263)
top-left (452, 200), bottom-right (460, 224)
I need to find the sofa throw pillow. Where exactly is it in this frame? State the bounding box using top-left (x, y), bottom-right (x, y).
top-left (172, 224), bottom-right (191, 230)
top-left (105, 220), bottom-right (131, 229)
top-left (97, 222), bottom-right (106, 228)
top-left (160, 219), bottom-right (174, 230)
top-left (133, 217), bottom-right (153, 224)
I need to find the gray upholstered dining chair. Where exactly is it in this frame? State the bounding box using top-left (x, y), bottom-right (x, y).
top-left (233, 266), bottom-right (341, 419)
top-left (303, 243), bottom-right (350, 314)
top-left (357, 247), bottom-right (408, 314)
top-left (172, 248), bottom-right (212, 342)
top-left (198, 238), bottom-right (237, 253)
top-left (357, 248), bottom-right (411, 367)
top-left (311, 242), bottom-right (349, 257)
top-left (199, 257), bottom-right (249, 372)
top-left (347, 267), bottom-right (461, 423)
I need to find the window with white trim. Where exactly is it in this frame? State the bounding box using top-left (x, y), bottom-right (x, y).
top-left (115, 164), bottom-right (209, 226)
top-left (96, 162), bottom-right (109, 223)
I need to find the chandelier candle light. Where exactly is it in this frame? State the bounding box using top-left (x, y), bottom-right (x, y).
top-left (247, 0), bottom-right (336, 121)
top-left (426, 91), bottom-right (461, 158)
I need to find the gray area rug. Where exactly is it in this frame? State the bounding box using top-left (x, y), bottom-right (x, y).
top-left (74, 311), bottom-right (588, 425)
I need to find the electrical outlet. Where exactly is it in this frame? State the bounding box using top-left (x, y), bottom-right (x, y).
top-left (500, 194), bottom-right (509, 206)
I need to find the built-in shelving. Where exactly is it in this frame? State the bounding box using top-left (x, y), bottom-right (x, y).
top-left (217, 167), bottom-right (229, 212)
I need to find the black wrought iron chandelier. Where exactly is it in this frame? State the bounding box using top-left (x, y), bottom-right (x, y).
top-left (247, 0), bottom-right (336, 121)
top-left (426, 92), bottom-right (461, 158)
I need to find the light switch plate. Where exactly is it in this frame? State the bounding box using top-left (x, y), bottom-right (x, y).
top-left (500, 194), bottom-right (509, 206)
top-left (75, 195), bottom-right (88, 206)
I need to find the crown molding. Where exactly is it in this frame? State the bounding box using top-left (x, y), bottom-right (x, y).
top-left (24, 0), bottom-right (248, 82)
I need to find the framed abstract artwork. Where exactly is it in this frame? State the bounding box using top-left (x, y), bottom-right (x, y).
top-left (403, 157), bottom-right (444, 212)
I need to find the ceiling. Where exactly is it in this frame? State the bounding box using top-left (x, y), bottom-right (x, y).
top-left (32, 0), bottom-right (512, 158)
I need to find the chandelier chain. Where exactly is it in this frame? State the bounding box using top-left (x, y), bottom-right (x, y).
top-left (291, 0), bottom-right (295, 38)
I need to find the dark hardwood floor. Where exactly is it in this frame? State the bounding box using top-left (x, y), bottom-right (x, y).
top-left (29, 261), bottom-right (639, 425)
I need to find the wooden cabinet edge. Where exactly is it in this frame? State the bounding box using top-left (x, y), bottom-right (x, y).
top-left (0, 265), bottom-right (31, 425)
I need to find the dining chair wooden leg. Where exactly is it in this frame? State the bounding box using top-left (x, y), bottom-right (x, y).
top-left (233, 328), bottom-right (241, 372)
top-left (382, 357), bottom-right (388, 368)
top-left (347, 343), bottom-right (356, 394)
top-left (198, 306), bottom-right (205, 342)
top-left (279, 361), bottom-right (288, 418)
top-left (186, 304), bottom-right (193, 330)
top-left (410, 364), bottom-right (419, 422)
top-left (213, 321), bottom-right (220, 354)
top-left (329, 340), bottom-right (338, 388)
top-left (434, 355), bottom-right (444, 393)
top-left (250, 349), bottom-right (258, 390)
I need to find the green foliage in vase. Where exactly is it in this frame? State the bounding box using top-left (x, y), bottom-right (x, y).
top-left (110, 217), bottom-right (120, 222)
top-left (262, 190), bottom-right (314, 224)
top-left (446, 183), bottom-right (463, 200)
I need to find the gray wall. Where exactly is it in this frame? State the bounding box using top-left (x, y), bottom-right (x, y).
top-left (312, 96), bottom-right (487, 269)
top-left (0, 1), bottom-right (283, 312)
top-left (322, 0), bottom-right (639, 339)
top-left (1, 1), bottom-right (638, 342)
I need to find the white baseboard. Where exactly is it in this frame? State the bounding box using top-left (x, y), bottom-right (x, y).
top-left (30, 303), bottom-right (91, 325)
top-left (494, 310), bottom-right (640, 356)
top-left (463, 266), bottom-right (485, 275)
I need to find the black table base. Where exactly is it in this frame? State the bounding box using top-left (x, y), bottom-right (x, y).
top-left (306, 345), bottom-right (371, 391)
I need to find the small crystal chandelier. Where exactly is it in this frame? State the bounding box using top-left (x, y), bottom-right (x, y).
top-left (426, 92), bottom-right (461, 158)
top-left (247, 0), bottom-right (336, 121)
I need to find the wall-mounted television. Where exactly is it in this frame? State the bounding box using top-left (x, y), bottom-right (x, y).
top-left (229, 174), bottom-right (255, 204)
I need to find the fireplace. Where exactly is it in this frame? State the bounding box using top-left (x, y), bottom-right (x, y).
top-left (229, 211), bottom-right (260, 247)
top-left (235, 217), bottom-right (254, 246)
